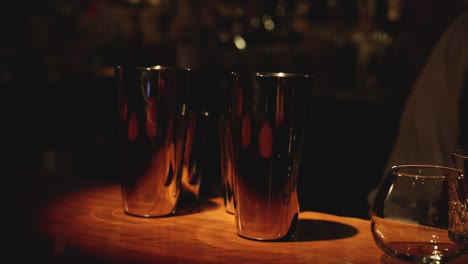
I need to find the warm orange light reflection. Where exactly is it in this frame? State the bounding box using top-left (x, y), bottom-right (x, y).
top-left (259, 120), bottom-right (273, 158)
top-left (34, 183), bottom-right (226, 262)
top-left (32, 181), bottom-right (392, 263)
top-left (241, 114), bottom-right (251, 149)
top-left (126, 142), bottom-right (177, 209)
top-left (158, 74), bottom-right (165, 93)
top-left (236, 87), bottom-right (243, 117)
top-left (146, 96), bottom-right (157, 138)
top-left (122, 101), bottom-right (128, 120)
top-left (181, 114), bottom-right (198, 195)
top-left (128, 113), bottom-right (138, 141)
top-left (276, 88), bottom-right (285, 126)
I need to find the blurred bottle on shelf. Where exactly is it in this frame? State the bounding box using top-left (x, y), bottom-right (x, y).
top-left (351, 0), bottom-right (406, 102)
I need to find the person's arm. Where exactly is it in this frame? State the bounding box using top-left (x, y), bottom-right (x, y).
top-left (368, 11), bottom-right (468, 207)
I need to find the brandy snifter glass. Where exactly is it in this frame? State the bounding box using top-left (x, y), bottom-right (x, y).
top-left (370, 165), bottom-right (468, 263)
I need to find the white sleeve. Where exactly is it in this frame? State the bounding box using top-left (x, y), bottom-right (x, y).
top-left (383, 11), bottom-right (468, 170)
top-left (367, 12), bottom-right (468, 208)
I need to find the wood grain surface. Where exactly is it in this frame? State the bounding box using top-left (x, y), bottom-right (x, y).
top-left (18, 180), bottom-right (467, 264)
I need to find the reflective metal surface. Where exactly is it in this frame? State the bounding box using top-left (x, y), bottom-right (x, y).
top-left (228, 72), bottom-right (315, 240)
top-left (451, 149), bottom-right (468, 199)
top-left (219, 115), bottom-right (235, 214)
top-left (115, 65), bottom-right (190, 217)
top-left (180, 110), bottom-right (209, 200)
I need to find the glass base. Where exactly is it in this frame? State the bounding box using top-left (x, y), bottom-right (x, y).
top-left (380, 253), bottom-right (466, 264)
top-left (380, 254), bottom-right (410, 264)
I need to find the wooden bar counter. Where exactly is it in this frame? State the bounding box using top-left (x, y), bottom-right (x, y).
top-left (6, 173), bottom-right (468, 264)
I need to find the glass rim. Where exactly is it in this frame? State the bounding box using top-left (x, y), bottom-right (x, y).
top-left (451, 148), bottom-right (468, 158)
top-left (391, 164), bottom-right (463, 178)
top-left (230, 71), bottom-right (314, 78)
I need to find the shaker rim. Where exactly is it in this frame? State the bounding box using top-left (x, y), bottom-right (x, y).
top-left (115, 65), bottom-right (191, 71)
top-left (230, 71), bottom-right (314, 78)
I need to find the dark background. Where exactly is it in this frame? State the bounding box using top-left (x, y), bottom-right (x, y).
top-left (1, 0), bottom-right (466, 220)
